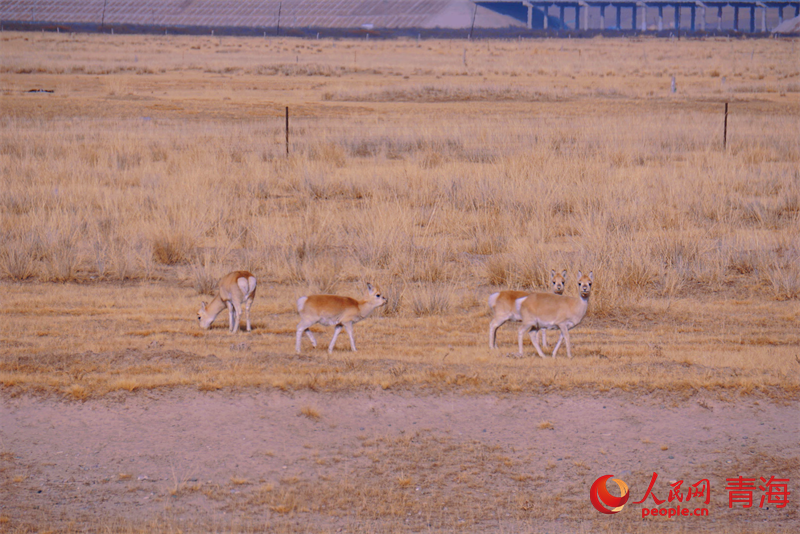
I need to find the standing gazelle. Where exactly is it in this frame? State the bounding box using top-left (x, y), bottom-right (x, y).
top-left (488, 270), bottom-right (566, 349)
top-left (197, 271), bottom-right (257, 333)
top-left (515, 271), bottom-right (593, 359)
top-left (296, 283), bottom-right (387, 354)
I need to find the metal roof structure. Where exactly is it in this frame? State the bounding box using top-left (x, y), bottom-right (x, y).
top-left (1, 0), bottom-right (796, 31)
top-left (0, 0), bottom-right (524, 29)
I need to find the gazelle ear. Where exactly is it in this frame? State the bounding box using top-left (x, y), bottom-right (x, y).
top-left (589, 271), bottom-right (594, 282)
top-left (577, 270), bottom-right (583, 280)
top-left (366, 282), bottom-right (374, 292)
top-left (550, 269), bottom-right (555, 280)
top-left (561, 270), bottom-right (567, 279)
top-left (200, 302), bottom-right (207, 311)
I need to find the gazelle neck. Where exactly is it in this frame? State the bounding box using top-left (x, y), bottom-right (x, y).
top-left (206, 294), bottom-right (227, 318)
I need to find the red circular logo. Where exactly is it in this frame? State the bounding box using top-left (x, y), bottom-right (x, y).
top-left (590, 475), bottom-right (630, 514)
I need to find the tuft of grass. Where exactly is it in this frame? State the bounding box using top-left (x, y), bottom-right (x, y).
top-left (299, 405), bottom-right (321, 421)
top-left (0, 240), bottom-right (38, 280)
top-left (151, 231), bottom-right (196, 266)
top-left (538, 420), bottom-right (554, 430)
top-left (66, 384), bottom-right (89, 401)
top-left (409, 284), bottom-right (454, 317)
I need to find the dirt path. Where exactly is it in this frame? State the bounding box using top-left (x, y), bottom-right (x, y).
top-left (2, 390), bottom-right (798, 532)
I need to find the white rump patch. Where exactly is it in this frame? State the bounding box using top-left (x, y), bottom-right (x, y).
top-left (297, 296), bottom-right (308, 312)
top-left (488, 292), bottom-right (500, 309)
top-left (238, 276), bottom-right (256, 298)
top-left (514, 296), bottom-right (528, 314)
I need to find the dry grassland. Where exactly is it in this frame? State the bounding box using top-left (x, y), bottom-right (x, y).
top-left (1, 32), bottom-right (799, 400)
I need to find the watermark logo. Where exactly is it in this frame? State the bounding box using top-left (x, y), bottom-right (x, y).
top-left (588, 471), bottom-right (792, 518)
top-left (589, 475), bottom-right (630, 514)
top-left (589, 472), bottom-right (711, 518)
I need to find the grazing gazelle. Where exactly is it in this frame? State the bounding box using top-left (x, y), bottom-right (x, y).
top-left (296, 283), bottom-right (387, 354)
top-left (515, 271), bottom-right (593, 359)
top-left (197, 271), bottom-right (257, 333)
top-left (488, 270), bottom-right (567, 349)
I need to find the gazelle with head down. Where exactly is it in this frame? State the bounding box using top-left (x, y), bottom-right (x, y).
top-left (197, 270), bottom-right (257, 333)
top-left (296, 283), bottom-right (387, 354)
top-left (488, 270), bottom-right (566, 349)
top-left (515, 271), bottom-right (593, 359)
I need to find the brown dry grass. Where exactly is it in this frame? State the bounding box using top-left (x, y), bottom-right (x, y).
top-left (0, 32), bottom-right (798, 405)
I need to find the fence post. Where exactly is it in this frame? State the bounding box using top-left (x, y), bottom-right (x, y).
top-left (723, 102), bottom-right (728, 151)
top-left (469, 4), bottom-right (477, 39)
top-left (285, 106), bottom-right (289, 156)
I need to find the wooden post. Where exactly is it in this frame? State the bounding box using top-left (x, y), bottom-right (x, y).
top-left (469, 4), bottom-right (477, 39)
top-left (723, 103), bottom-right (728, 151)
top-left (285, 106), bottom-right (289, 156)
top-left (276, 2), bottom-right (282, 36)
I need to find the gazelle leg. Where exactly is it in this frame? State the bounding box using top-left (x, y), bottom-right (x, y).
top-left (305, 330), bottom-right (317, 348)
top-left (344, 322), bottom-right (356, 351)
top-left (244, 297), bottom-right (252, 332)
top-left (328, 325), bottom-right (343, 354)
top-left (553, 325), bottom-right (572, 358)
top-left (296, 320), bottom-right (315, 353)
top-left (226, 302), bottom-right (237, 333)
top-left (233, 303), bottom-right (243, 333)
top-left (562, 325), bottom-right (573, 359)
top-left (551, 331), bottom-right (564, 357)
top-left (518, 324), bottom-right (531, 356)
top-left (530, 327), bottom-right (547, 359)
top-left (489, 318), bottom-right (506, 349)
top-left (540, 329), bottom-right (549, 350)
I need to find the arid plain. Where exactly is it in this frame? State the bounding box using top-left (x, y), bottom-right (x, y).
top-left (1, 32), bottom-right (799, 532)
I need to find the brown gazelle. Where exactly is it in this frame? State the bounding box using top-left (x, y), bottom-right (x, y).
top-left (197, 271), bottom-right (257, 333)
top-left (515, 271), bottom-right (593, 358)
top-left (296, 283), bottom-right (387, 354)
top-left (488, 270), bottom-right (566, 349)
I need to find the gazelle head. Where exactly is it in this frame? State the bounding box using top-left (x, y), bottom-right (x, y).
top-left (197, 302), bottom-right (214, 330)
top-left (577, 271), bottom-right (594, 299)
top-left (551, 269), bottom-right (567, 295)
top-left (365, 282), bottom-right (387, 310)
top-left (365, 283), bottom-right (388, 309)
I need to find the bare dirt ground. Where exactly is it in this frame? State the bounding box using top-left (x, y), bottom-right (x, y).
top-left (1, 389), bottom-right (798, 533)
